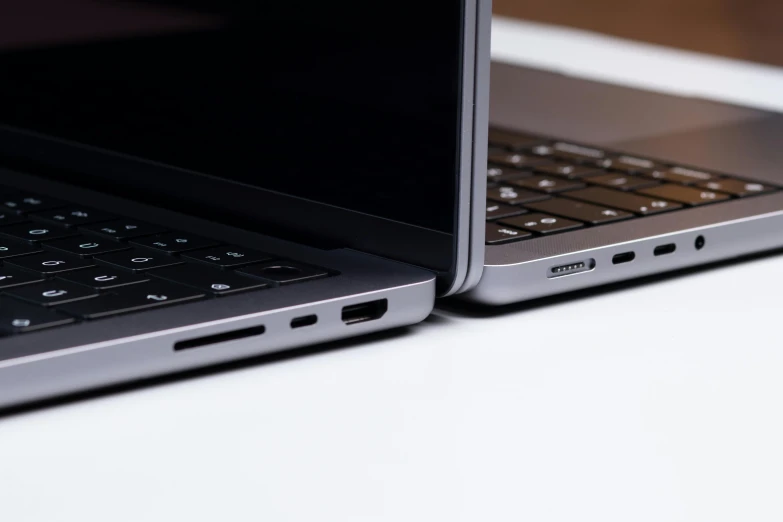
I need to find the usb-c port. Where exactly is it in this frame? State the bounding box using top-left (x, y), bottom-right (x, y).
top-left (612, 252), bottom-right (635, 264)
top-left (654, 243), bottom-right (676, 256)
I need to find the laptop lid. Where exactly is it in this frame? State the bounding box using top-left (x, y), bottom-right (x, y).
top-left (0, 1), bottom-right (489, 296)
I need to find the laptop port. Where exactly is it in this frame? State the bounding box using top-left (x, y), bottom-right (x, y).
top-left (174, 325), bottom-right (265, 351)
top-left (654, 243), bottom-right (676, 256)
top-left (612, 252), bottom-right (635, 264)
top-left (290, 314), bottom-right (318, 329)
top-left (341, 299), bottom-right (388, 325)
top-left (547, 258), bottom-right (595, 278)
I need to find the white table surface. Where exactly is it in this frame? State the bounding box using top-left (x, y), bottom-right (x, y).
top-left (4, 18), bottom-right (783, 522)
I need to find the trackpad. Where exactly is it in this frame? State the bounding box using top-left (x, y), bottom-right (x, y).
top-left (611, 115), bottom-right (783, 185)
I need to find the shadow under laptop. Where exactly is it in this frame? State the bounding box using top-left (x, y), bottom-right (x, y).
top-left (438, 247), bottom-right (783, 319)
top-left (0, 323), bottom-right (441, 419)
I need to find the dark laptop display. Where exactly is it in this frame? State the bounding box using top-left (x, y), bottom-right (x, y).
top-left (0, 1), bottom-right (467, 273)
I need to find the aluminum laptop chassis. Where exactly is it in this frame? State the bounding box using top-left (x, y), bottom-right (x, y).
top-left (464, 62), bottom-right (783, 305)
top-left (0, 0), bottom-right (491, 408)
top-left (0, 169), bottom-right (437, 408)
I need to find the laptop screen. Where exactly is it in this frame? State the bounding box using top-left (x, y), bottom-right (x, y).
top-left (0, 1), bottom-right (468, 273)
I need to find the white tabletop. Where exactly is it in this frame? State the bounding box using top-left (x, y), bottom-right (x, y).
top-left (4, 18), bottom-right (783, 522)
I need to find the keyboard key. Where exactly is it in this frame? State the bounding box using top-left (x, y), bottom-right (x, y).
top-left (551, 142), bottom-right (607, 163)
top-left (485, 223), bottom-right (532, 244)
top-left (487, 186), bottom-right (549, 205)
top-left (508, 176), bottom-right (585, 194)
top-left (0, 240), bottom-right (43, 259)
top-left (487, 152), bottom-right (552, 169)
top-left (30, 207), bottom-right (116, 228)
top-left (81, 219), bottom-right (167, 240)
top-left (587, 173), bottom-right (660, 191)
top-left (130, 232), bottom-right (220, 254)
top-left (486, 202), bottom-right (527, 221)
top-left (182, 246), bottom-right (273, 268)
top-left (644, 166), bottom-right (718, 184)
top-left (487, 164), bottom-right (531, 182)
top-left (489, 129), bottom-right (549, 150)
top-left (697, 179), bottom-right (776, 197)
top-left (636, 184), bottom-right (730, 206)
top-left (5, 252), bottom-right (96, 275)
top-left (534, 163), bottom-right (603, 179)
top-left (150, 265), bottom-right (269, 295)
top-left (58, 268), bottom-right (149, 290)
top-left (601, 155), bottom-right (666, 174)
top-left (0, 222), bottom-right (77, 243)
top-left (564, 187), bottom-right (682, 215)
top-left (0, 298), bottom-right (74, 333)
top-left (96, 249), bottom-right (184, 272)
top-left (45, 236), bottom-right (131, 257)
top-left (238, 261), bottom-right (330, 285)
top-left (499, 213), bottom-right (584, 235)
top-left (57, 282), bottom-right (205, 319)
top-left (0, 266), bottom-right (45, 290)
top-left (0, 193), bottom-right (66, 214)
top-left (525, 198), bottom-right (633, 225)
top-left (0, 211), bottom-right (28, 227)
top-left (5, 281), bottom-right (99, 307)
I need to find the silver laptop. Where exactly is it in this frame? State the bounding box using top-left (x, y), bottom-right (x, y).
top-left (0, 0), bottom-right (490, 408)
top-left (465, 52), bottom-right (783, 304)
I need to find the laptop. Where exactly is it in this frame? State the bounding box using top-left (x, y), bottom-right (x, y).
top-left (465, 35), bottom-right (783, 304)
top-left (0, 0), bottom-right (490, 408)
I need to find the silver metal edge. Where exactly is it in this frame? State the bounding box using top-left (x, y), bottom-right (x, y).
top-left (442, 0), bottom-right (489, 296)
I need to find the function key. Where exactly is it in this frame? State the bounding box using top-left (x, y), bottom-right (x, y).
top-left (181, 245), bottom-right (274, 268)
top-left (565, 187), bottom-right (682, 215)
top-left (499, 213), bottom-right (584, 235)
top-left (0, 223), bottom-right (77, 243)
top-left (587, 172), bottom-right (660, 191)
top-left (0, 298), bottom-right (75, 334)
top-left (58, 267), bottom-right (149, 290)
top-left (0, 266), bottom-right (45, 290)
top-left (526, 198), bottom-right (632, 225)
top-left (487, 186), bottom-right (549, 205)
top-left (31, 207), bottom-right (116, 228)
top-left (636, 184), bottom-right (729, 206)
top-left (130, 232), bottom-right (220, 254)
top-left (45, 236), bottom-right (131, 257)
top-left (487, 164), bottom-right (531, 182)
top-left (485, 223), bottom-right (531, 244)
top-left (487, 151), bottom-right (552, 170)
top-left (96, 249), bottom-right (184, 272)
top-left (534, 163), bottom-right (603, 179)
top-left (0, 193), bottom-right (66, 214)
top-left (0, 211), bottom-right (28, 227)
top-left (508, 176), bottom-right (585, 194)
top-left (551, 142), bottom-right (607, 163)
top-left (5, 281), bottom-right (99, 307)
top-left (645, 166), bottom-right (718, 184)
top-left (150, 264), bottom-right (269, 295)
top-left (601, 155), bottom-right (665, 174)
top-left (697, 179), bottom-right (775, 197)
top-left (57, 282), bottom-right (205, 320)
top-left (486, 202), bottom-right (526, 221)
top-left (5, 252), bottom-right (95, 275)
top-left (0, 240), bottom-right (43, 260)
top-left (488, 129), bottom-right (549, 151)
top-left (238, 261), bottom-right (330, 285)
top-left (81, 219), bottom-right (167, 240)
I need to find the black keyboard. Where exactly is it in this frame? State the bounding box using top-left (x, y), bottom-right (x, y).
top-left (485, 128), bottom-right (780, 245)
top-left (0, 186), bottom-right (335, 335)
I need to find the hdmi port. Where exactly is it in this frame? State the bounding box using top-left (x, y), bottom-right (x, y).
top-left (342, 299), bottom-right (388, 325)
